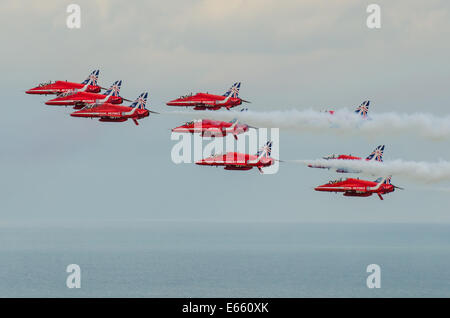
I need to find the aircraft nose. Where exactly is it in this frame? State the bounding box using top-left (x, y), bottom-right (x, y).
top-left (314, 185), bottom-right (326, 191)
top-left (166, 99), bottom-right (181, 106)
top-left (70, 111), bottom-right (83, 117)
top-left (26, 87), bottom-right (40, 94)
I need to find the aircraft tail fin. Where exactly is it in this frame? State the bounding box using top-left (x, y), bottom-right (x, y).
top-left (103, 80), bottom-right (122, 97)
top-left (248, 141), bottom-right (272, 164)
top-left (223, 82), bottom-right (241, 98)
top-left (256, 141), bottom-right (272, 158)
top-left (79, 78), bottom-right (93, 92)
top-left (371, 175), bottom-right (392, 189)
top-left (366, 145), bottom-right (385, 162)
top-left (81, 70), bottom-right (99, 86)
top-left (369, 177), bottom-right (387, 191)
top-left (355, 100), bottom-right (370, 118)
top-left (130, 92), bottom-right (148, 109)
top-left (383, 176), bottom-right (392, 185)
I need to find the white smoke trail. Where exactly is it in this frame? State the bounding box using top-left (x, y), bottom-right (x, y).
top-left (294, 159), bottom-right (450, 184)
top-left (164, 109), bottom-right (450, 140)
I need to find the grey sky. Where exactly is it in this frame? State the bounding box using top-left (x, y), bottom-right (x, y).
top-left (1, 0), bottom-right (450, 224)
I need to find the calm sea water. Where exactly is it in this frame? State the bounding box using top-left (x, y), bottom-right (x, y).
top-left (1, 222), bottom-right (450, 297)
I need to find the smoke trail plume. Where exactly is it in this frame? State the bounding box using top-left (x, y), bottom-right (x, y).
top-left (165, 109), bottom-right (450, 140)
top-left (295, 159), bottom-right (450, 184)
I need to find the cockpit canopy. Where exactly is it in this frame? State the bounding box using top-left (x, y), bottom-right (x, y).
top-left (82, 103), bottom-right (100, 109)
top-left (179, 93), bottom-right (193, 99)
top-left (211, 152), bottom-right (222, 158)
top-left (184, 119), bottom-right (201, 126)
top-left (38, 81), bottom-right (53, 87)
top-left (328, 178), bottom-right (344, 184)
top-left (57, 89), bottom-right (77, 97)
top-left (323, 154), bottom-right (337, 160)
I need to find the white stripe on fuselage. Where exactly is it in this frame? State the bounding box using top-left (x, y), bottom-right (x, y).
top-left (169, 101), bottom-right (199, 104)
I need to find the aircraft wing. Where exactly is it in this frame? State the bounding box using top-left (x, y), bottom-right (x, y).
top-left (203, 154), bottom-right (227, 163)
top-left (194, 101), bottom-right (219, 107)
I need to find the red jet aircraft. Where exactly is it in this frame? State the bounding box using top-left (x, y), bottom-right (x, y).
top-left (308, 145), bottom-right (385, 173)
top-left (45, 80), bottom-right (125, 109)
top-left (324, 100), bottom-right (371, 118)
top-left (70, 92), bottom-right (157, 125)
top-left (314, 176), bottom-right (403, 200)
top-left (166, 82), bottom-right (250, 110)
top-left (26, 70), bottom-right (101, 95)
top-left (196, 141), bottom-right (274, 173)
top-left (171, 119), bottom-right (256, 139)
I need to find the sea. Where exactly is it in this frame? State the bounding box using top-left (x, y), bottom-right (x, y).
top-left (1, 221), bottom-right (450, 297)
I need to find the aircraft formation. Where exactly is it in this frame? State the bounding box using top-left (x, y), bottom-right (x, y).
top-left (26, 70), bottom-right (402, 200)
top-left (26, 70), bottom-right (158, 125)
top-left (308, 145), bottom-right (403, 200)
